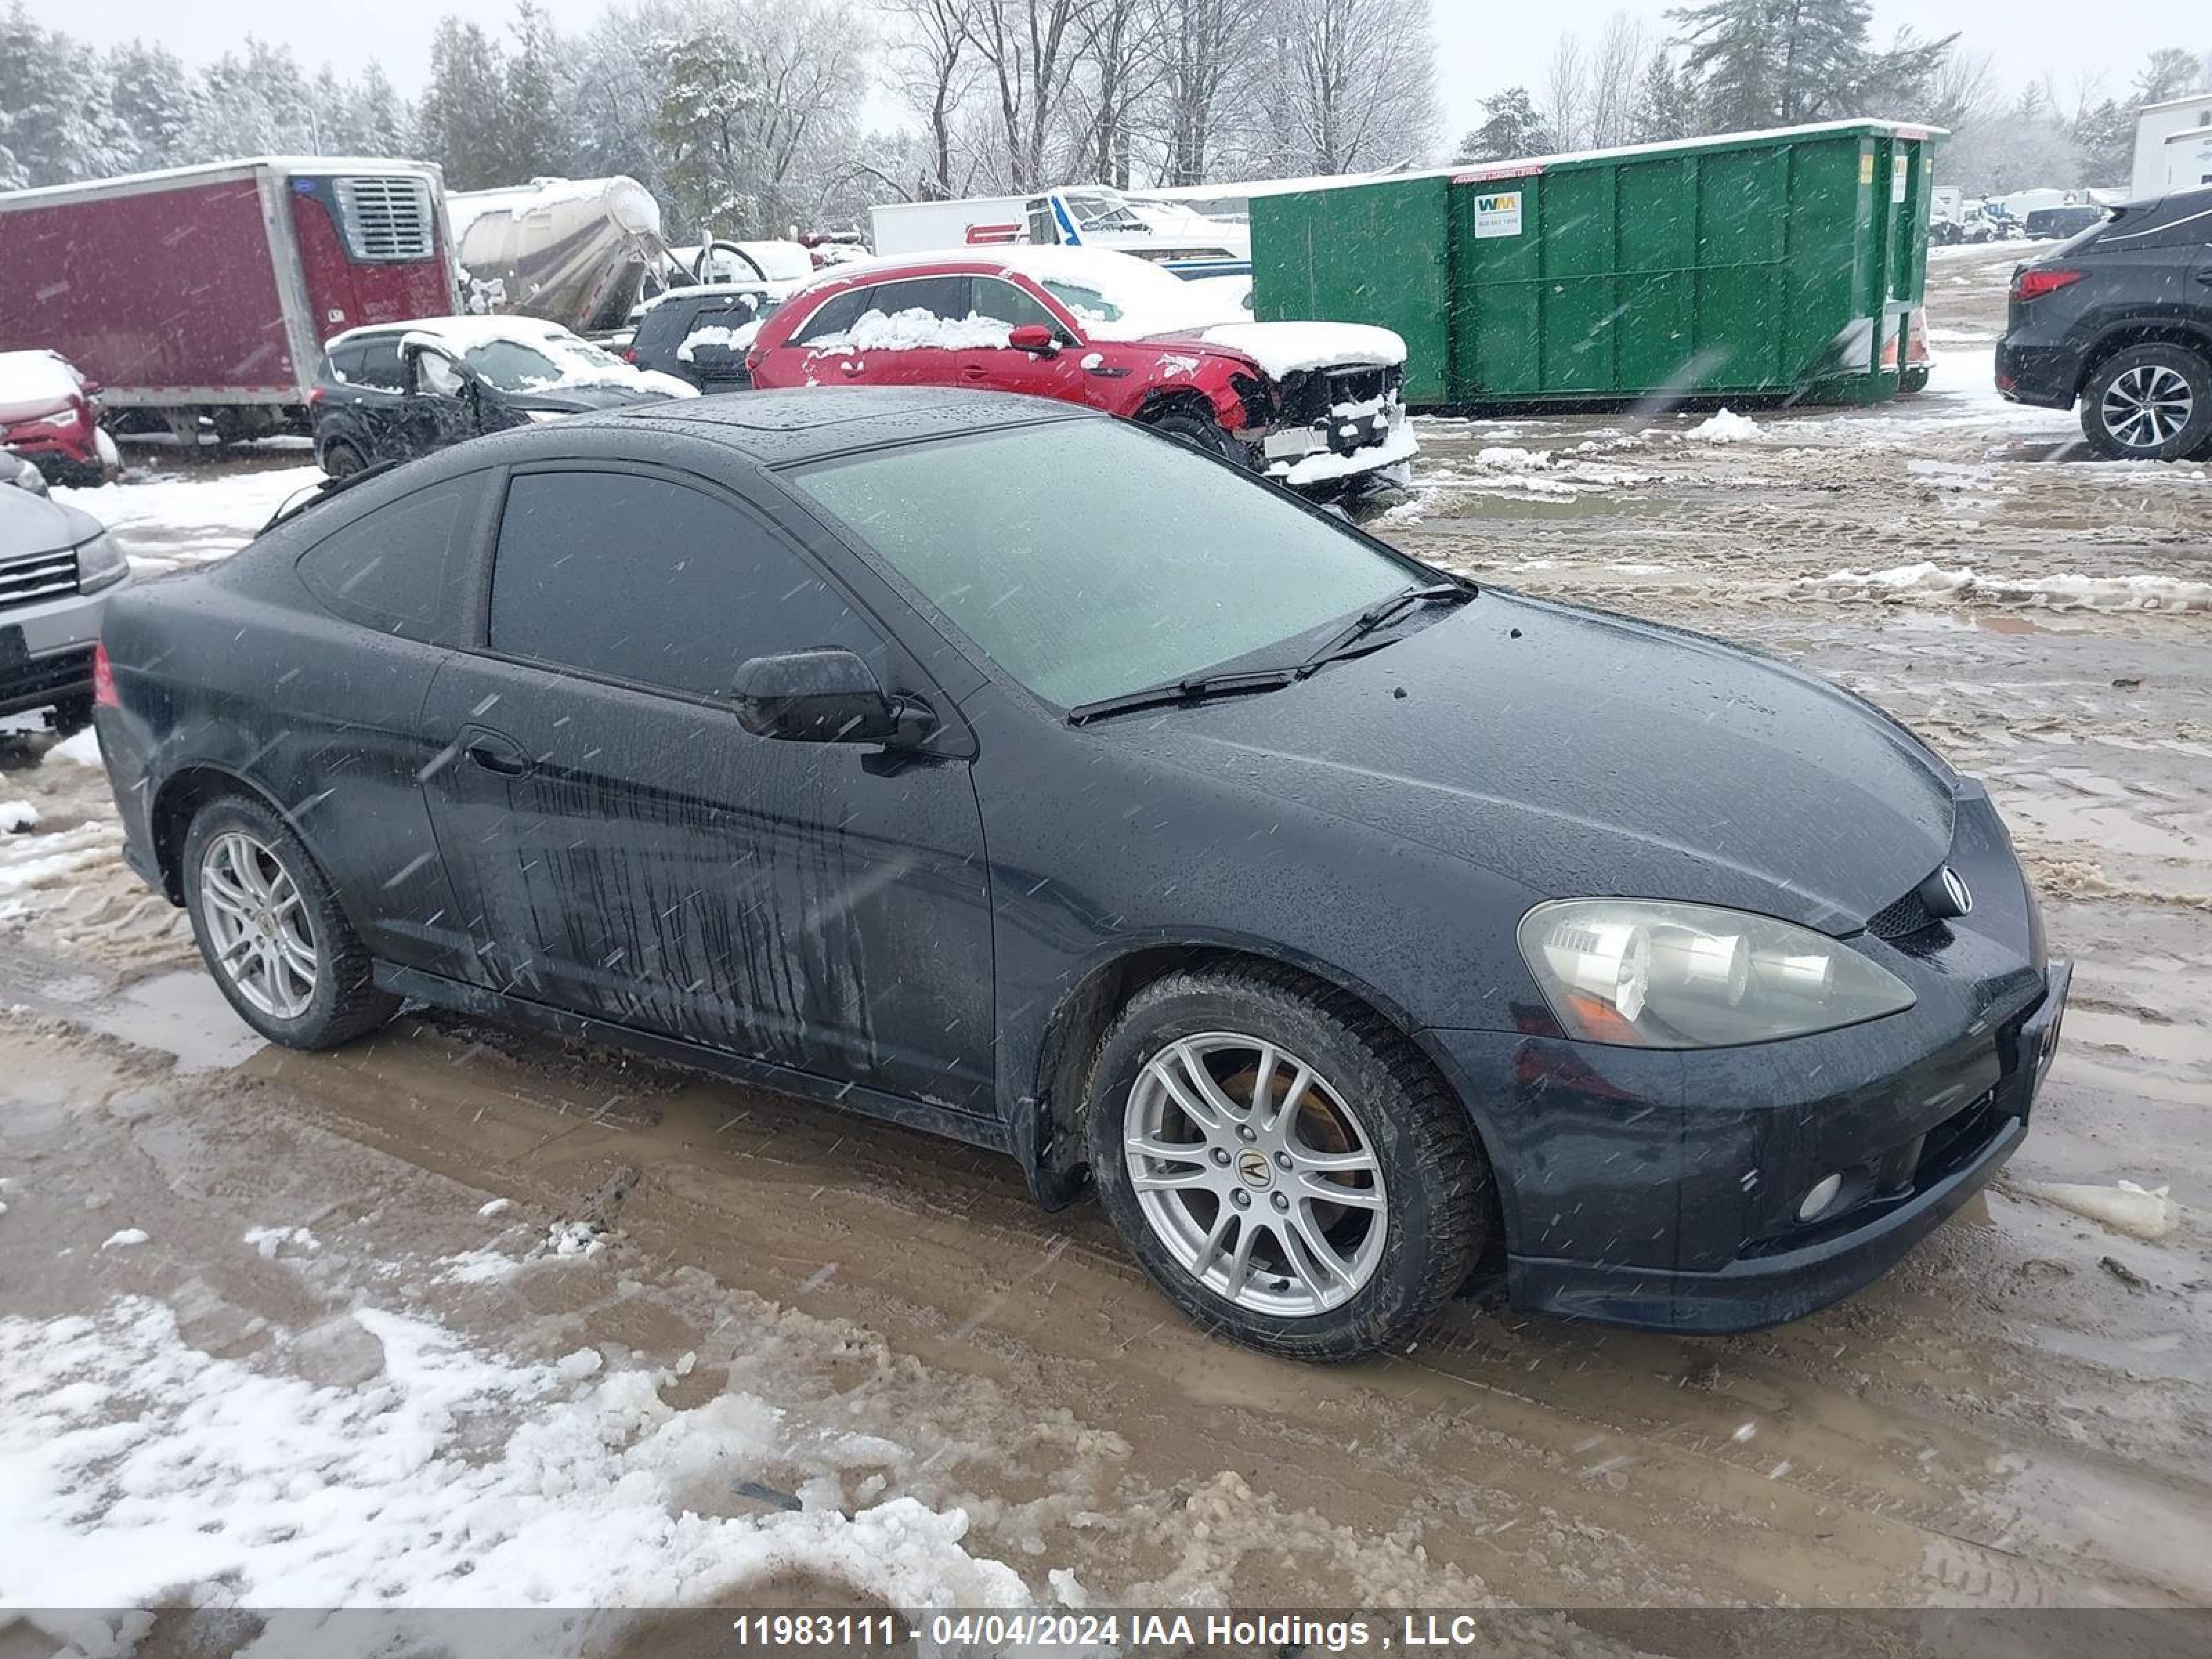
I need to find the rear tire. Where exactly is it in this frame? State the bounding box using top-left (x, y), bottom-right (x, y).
top-left (2079, 344), bottom-right (2212, 462)
top-left (181, 794), bottom-right (398, 1049)
top-left (320, 438), bottom-right (368, 478)
top-left (1085, 964), bottom-right (1490, 1362)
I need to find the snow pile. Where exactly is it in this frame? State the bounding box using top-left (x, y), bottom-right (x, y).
top-left (676, 319), bottom-right (764, 362)
top-left (1197, 321), bottom-right (1405, 375)
top-left (0, 1295), bottom-right (1033, 1613)
top-left (0, 348), bottom-right (86, 423)
top-left (1689, 408), bottom-right (1761, 443)
top-left (1803, 562), bottom-right (2212, 612)
top-left (804, 308), bottom-right (1013, 354)
top-left (0, 800), bottom-right (36, 833)
top-left (54, 465), bottom-right (322, 574)
top-left (2014, 1180), bottom-right (2180, 1241)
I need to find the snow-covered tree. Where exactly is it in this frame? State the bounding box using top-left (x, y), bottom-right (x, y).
top-left (1147, 0), bottom-right (1268, 186)
top-left (0, 5), bottom-right (133, 187)
top-left (879, 0), bottom-right (975, 198)
top-left (2135, 46), bottom-right (2209, 107)
top-left (500, 1), bottom-right (572, 182)
top-left (107, 41), bottom-right (203, 170)
top-left (1453, 88), bottom-right (1555, 165)
top-left (417, 18), bottom-right (509, 189)
top-left (1633, 52), bottom-right (1696, 142)
top-left (1255, 0), bottom-right (1440, 176)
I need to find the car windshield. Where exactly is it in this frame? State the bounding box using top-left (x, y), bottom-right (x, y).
top-left (458, 335), bottom-right (632, 393)
top-left (790, 419), bottom-right (1414, 709)
top-left (1062, 192), bottom-right (1146, 232)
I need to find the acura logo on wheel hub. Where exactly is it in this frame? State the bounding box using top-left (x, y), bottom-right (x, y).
top-left (1235, 1149), bottom-right (1272, 1188)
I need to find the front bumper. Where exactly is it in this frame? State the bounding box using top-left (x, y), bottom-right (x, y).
top-left (1424, 792), bottom-right (2069, 1333)
top-left (1, 581), bottom-right (115, 717)
top-left (1503, 959), bottom-right (2067, 1332)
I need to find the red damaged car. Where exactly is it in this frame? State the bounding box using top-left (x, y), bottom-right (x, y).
top-left (0, 350), bottom-right (117, 487)
top-left (746, 247), bottom-right (1414, 491)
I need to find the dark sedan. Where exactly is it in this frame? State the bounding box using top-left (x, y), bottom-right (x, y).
top-left (88, 391), bottom-right (2069, 1360)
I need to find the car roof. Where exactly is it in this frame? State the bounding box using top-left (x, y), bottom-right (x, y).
top-left (324, 315), bottom-right (583, 353)
top-left (561, 386), bottom-right (1094, 462)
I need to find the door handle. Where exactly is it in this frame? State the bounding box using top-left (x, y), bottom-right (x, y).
top-left (464, 731), bottom-right (533, 777)
top-left (960, 364), bottom-right (989, 381)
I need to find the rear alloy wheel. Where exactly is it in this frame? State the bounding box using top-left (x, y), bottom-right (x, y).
top-left (182, 794), bottom-right (398, 1048)
top-left (1086, 966), bottom-right (1489, 1360)
top-left (321, 439), bottom-right (368, 478)
top-left (2080, 345), bottom-right (2212, 462)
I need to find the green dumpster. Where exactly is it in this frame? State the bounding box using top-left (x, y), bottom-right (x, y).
top-left (1250, 120), bottom-right (1941, 410)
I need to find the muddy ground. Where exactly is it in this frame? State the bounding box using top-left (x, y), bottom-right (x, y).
top-left (1, 242), bottom-right (2207, 1643)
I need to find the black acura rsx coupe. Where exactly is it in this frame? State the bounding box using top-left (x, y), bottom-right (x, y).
top-left (88, 388), bottom-right (2070, 1360)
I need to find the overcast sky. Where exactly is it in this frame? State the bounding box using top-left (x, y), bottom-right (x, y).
top-left (61, 0), bottom-right (2210, 148)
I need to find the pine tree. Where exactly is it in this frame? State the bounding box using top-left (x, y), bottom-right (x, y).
top-left (0, 3), bottom-right (131, 185)
top-left (348, 63), bottom-right (414, 158)
top-left (653, 23), bottom-right (767, 232)
top-left (418, 17), bottom-right (509, 190)
top-left (1452, 88), bottom-right (1555, 165)
top-left (1633, 53), bottom-right (1696, 141)
top-left (107, 41), bottom-right (202, 169)
top-left (1671, 0), bottom-right (1880, 131)
top-left (2135, 48), bottom-right (2207, 107)
top-left (501, 1), bottom-right (570, 182)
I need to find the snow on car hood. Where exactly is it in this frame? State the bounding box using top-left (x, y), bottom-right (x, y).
top-left (1183, 322), bottom-right (1406, 376)
top-left (0, 350), bottom-right (86, 425)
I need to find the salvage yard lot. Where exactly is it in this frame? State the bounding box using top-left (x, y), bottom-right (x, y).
top-left (2, 244), bottom-right (2208, 1625)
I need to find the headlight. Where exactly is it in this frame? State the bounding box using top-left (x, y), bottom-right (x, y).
top-left (75, 531), bottom-right (128, 592)
top-left (1516, 899), bottom-right (1915, 1049)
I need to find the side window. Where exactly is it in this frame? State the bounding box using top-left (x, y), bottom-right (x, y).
top-left (865, 276), bottom-right (969, 321)
top-left (970, 278), bottom-right (1060, 334)
top-left (1027, 200), bottom-right (1058, 243)
top-left (353, 337), bottom-right (406, 391)
top-left (296, 474), bottom-right (484, 643)
top-left (487, 470), bottom-right (887, 699)
top-left (324, 344), bottom-right (362, 384)
top-left (679, 303), bottom-right (762, 374)
top-left (791, 285), bottom-right (877, 345)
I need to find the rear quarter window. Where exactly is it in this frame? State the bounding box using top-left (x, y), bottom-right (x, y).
top-left (294, 474), bottom-right (487, 644)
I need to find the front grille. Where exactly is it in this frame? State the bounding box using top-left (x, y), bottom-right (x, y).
top-left (1866, 886), bottom-right (1940, 939)
top-left (334, 176), bottom-right (435, 262)
top-left (1277, 362), bottom-right (1403, 424)
top-left (0, 547), bottom-right (79, 609)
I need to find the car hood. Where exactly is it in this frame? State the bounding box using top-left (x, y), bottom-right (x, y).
top-left (1110, 592), bottom-right (1957, 934)
top-left (502, 382), bottom-right (672, 413)
top-left (0, 486), bottom-right (102, 559)
top-left (1139, 321), bottom-right (1407, 378)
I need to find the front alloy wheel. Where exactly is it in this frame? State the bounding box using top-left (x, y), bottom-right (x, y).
top-left (1124, 1033), bottom-right (1387, 1316)
top-left (1085, 965), bottom-right (1490, 1360)
top-left (198, 830), bottom-right (319, 1019)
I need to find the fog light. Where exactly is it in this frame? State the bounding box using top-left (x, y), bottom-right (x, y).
top-left (1798, 1173), bottom-right (1844, 1222)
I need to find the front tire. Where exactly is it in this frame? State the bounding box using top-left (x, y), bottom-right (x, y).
top-left (1143, 409), bottom-right (1234, 459)
top-left (319, 438), bottom-right (368, 478)
top-left (2079, 344), bottom-right (2212, 462)
top-left (181, 794), bottom-right (398, 1049)
top-left (1085, 965), bottom-right (1490, 1361)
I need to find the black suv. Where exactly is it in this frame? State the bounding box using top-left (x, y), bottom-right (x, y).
top-left (624, 285), bottom-right (780, 392)
top-left (1996, 186), bottom-right (2212, 460)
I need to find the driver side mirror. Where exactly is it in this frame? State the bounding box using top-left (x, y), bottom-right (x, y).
top-left (1007, 323), bottom-right (1059, 356)
top-left (731, 648), bottom-right (926, 746)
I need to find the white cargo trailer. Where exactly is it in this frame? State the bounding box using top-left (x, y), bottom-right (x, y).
top-left (2133, 94), bottom-right (2212, 198)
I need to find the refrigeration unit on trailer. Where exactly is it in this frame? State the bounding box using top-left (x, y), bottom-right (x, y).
top-left (0, 158), bottom-right (456, 443)
top-left (2133, 94), bottom-right (2212, 198)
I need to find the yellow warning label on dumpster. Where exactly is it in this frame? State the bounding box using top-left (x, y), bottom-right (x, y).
top-left (1860, 153), bottom-right (1875, 185)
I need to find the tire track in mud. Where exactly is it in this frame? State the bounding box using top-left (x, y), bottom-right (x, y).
top-left (225, 1015), bottom-right (2211, 1610)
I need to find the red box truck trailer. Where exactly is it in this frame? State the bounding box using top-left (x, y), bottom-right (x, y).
top-left (0, 157), bottom-right (456, 444)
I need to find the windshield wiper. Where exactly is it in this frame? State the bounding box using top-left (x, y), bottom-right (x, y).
top-left (1066, 666), bottom-right (1301, 727)
top-left (1300, 580), bottom-right (1473, 671)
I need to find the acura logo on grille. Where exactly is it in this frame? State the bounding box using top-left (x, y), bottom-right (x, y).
top-left (1927, 865), bottom-right (1974, 918)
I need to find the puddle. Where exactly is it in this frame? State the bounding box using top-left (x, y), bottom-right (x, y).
top-left (86, 970), bottom-right (265, 1074)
